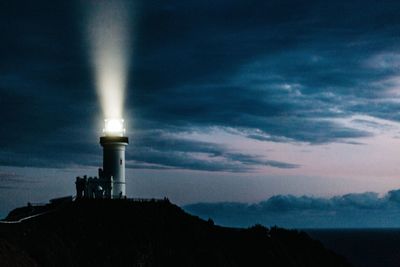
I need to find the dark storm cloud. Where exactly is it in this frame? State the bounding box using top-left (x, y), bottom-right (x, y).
top-left (1, 0), bottom-right (400, 170)
top-left (129, 0), bottom-right (397, 145)
top-left (0, 127), bottom-right (298, 171)
top-left (184, 189), bottom-right (400, 228)
top-left (126, 131), bottom-right (298, 171)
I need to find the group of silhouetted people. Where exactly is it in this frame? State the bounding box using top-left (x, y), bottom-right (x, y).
top-left (75, 168), bottom-right (113, 199)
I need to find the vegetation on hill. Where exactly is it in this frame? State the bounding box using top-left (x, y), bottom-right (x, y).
top-left (0, 199), bottom-right (351, 267)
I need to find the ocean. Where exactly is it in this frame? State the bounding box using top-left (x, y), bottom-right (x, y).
top-left (305, 229), bottom-right (400, 267)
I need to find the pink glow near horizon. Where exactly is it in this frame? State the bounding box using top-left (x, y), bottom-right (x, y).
top-left (171, 115), bottom-right (400, 197)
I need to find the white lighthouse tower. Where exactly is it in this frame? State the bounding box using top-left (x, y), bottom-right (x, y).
top-left (100, 119), bottom-right (129, 198)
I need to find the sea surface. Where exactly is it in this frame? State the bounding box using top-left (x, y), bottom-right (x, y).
top-left (305, 229), bottom-right (400, 267)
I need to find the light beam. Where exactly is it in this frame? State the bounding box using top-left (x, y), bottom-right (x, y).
top-left (85, 0), bottom-right (131, 121)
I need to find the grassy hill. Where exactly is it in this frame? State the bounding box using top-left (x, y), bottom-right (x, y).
top-left (0, 199), bottom-right (351, 267)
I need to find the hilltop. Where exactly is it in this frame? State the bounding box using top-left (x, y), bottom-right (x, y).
top-left (0, 199), bottom-right (351, 267)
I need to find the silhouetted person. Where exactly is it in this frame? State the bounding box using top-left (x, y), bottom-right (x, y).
top-left (94, 184), bottom-right (104, 199)
top-left (98, 168), bottom-right (104, 179)
top-left (83, 176), bottom-right (88, 198)
top-left (75, 177), bottom-right (84, 199)
top-left (88, 177), bottom-right (96, 199)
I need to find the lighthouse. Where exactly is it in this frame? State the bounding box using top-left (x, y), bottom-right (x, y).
top-left (100, 119), bottom-right (129, 198)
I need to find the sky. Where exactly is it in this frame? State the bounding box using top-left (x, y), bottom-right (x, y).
top-left (2, 0), bottom-right (400, 227)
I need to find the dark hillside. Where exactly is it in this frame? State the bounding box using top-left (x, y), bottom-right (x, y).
top-left (0, 199), bottom-right (351, 267)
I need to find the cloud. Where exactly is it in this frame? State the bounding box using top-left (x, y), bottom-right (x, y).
top-left (184, 189), bottom-right (400, 228)
top-left (126, 131), bottom-right (299, 171)
top-left (0, 128), bottom-right (298, 171)
top-left (1, 0), bottom-right (400, 171)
